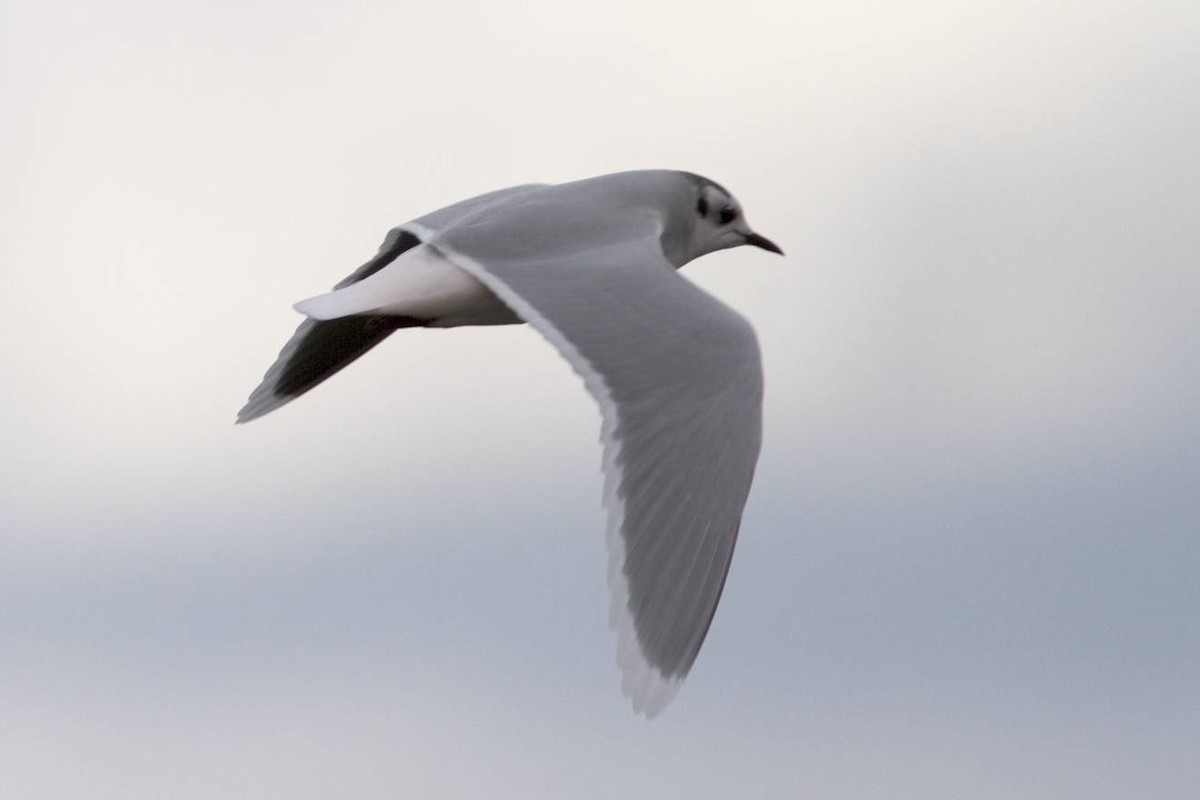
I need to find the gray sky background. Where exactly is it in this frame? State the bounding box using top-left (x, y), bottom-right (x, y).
top-left (4, 1), bottom-right (1199, 797)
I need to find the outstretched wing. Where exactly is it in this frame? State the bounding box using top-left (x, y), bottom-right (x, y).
top-left (238, 184), bottom-right (548, 423)
top-left (415, 214), bottom-right (763, 716)
top-left (237, 230), bottom-right (426, 423)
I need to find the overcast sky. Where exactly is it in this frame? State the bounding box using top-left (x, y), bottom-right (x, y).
top-left (4, 1), bottom-right (1199, 798)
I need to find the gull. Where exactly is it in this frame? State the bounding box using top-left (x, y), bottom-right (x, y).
top-left (238, 170), bottom-right (783, 715)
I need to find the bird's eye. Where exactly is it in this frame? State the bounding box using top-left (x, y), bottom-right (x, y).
top-left (719, 205), bottom-right (738, 225)
top-left (697, 197), bottom-right (709, 217)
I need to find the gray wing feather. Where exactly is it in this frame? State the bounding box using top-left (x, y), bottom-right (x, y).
top-left (336, 182), bottom-right (545, 289)
top-left (431, 215), bottom-right (762, 715)
top-left (406, 183), bottom-right (547, 237)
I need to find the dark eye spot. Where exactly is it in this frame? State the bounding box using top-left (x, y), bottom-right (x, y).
top-left (719, 205), bottom-right (737, 225)
top-left (697, 197), bottom-right (709, 217)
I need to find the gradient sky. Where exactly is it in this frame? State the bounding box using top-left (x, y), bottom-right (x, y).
top-left (4, 1), bottom-right (1199, 798)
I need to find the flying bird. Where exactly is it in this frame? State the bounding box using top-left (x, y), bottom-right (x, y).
top-left (238, 170), bottom-right (783, 715)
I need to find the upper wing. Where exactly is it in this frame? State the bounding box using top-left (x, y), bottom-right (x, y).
top-left (336, 183), bottom-right (547, 288)
top-left (402, 183), bottom-right (547, 245)
top-left (421, 215), bottom-right (763, 716)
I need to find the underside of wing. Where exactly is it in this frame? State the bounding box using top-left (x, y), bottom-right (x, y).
top-left (239, 184), bottom-right (548, 423)
top-left (237, 231), bottom-right (426, 423)
top-left (427, 217), bottom-right (763, 715)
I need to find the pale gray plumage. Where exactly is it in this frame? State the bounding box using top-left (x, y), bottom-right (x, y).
top-left (238, 170), bottom-right (782, 715)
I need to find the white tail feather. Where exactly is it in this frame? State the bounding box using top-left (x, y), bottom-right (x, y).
top-left (293, 243), bottom-right (498, 322)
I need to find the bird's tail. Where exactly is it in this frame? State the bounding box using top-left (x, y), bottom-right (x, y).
top-left (237, 314), bottom-right (425, 423)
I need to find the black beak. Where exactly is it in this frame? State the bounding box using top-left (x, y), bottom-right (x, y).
top-left (744, 232), bottom-right (784, 255)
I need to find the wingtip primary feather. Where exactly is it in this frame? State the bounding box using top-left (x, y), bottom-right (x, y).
top-left (603, 427), bottom-right (687, 718)
top-left (236, 376), bottom-right (293, 424)
top-left (236, 315), bottom-right (422, 424)
top-left (432, 239), bottom-right (691, 717)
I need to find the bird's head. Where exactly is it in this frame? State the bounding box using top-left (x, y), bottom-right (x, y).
top-left (677, 174), bottom-right (783, 263)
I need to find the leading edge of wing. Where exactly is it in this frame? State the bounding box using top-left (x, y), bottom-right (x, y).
top-left (405, 219), bottom-right (763, 716)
